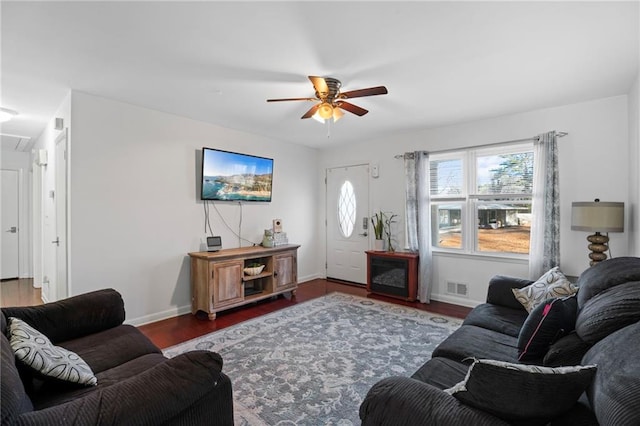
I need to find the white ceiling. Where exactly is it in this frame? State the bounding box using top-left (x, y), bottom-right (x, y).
top-left (1, 1), bottom-right (638, 151)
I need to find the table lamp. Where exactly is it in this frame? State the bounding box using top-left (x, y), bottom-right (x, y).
top-left (571, 199), bottom-right (624, 266)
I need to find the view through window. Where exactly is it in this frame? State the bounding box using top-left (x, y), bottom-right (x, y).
top-left (429, 143), bottom-right (534, 255)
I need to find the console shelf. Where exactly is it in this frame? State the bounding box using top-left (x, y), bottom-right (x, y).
top-left (189, 244), bottom-right (299, 320)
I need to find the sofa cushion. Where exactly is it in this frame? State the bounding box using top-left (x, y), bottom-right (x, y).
top-left (432, 325), bottom-right (519, 363)
top-left (486, 275), bottom-right (534, 310)
top-left (59, 324), bottom-right (162, 374)
top-left (444, 359), bottom-right (597, 423)
top-left (1, 333), bottom-right (34, 425)
top-left (8, 317), bottom-right (97, 386)
top-left (576, 257), bottom-right (640, 309)
top-left (29, 353), bottom-right (167, 410)
top-left (411, 357), bottom-right (470, 390)
top-left (575, 281), bottom-right (640, 344)
top-left (543, 332), bottom-right (593, 367)
top-left (462, 303), bottom-right (528, 337)
top-left (512, 267), bottom-right (577, 313)
top-left (1, 289), bottom-right (125, 344)
top-left (517, 296), bottom-right (577, 362)
top-left (583, 320), bottom-right (640, 426)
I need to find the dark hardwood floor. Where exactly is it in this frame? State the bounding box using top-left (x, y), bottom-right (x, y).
top-left (1, 278), bottom-right (471, 350)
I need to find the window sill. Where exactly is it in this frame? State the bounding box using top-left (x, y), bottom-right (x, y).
top-left (431, 249), bottom-right (528, 265)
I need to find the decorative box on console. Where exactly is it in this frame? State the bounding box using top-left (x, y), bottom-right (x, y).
top-left (272, 232), bottom-right (289, 246)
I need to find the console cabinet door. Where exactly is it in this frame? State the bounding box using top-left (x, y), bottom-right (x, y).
top-left (212, 260), bottom-right (244, 307)
top-left (274, 251), bottom-right (297, 290)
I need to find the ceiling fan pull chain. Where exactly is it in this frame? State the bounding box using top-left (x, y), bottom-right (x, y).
top-left (326, 118), bottom-right (331, 138)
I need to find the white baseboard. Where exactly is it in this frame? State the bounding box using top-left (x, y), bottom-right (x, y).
top-left (126, 274), bottom-right (323, 326)
top-left (430, 293), bottom-right (482, 309)
top-left (126, 304), bottom-right (192, 327)
top-left (298, 273), bottom-right (322, 283)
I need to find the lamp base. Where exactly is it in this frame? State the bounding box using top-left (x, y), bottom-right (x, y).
top-left (587, 232), bottom-right (609, 266)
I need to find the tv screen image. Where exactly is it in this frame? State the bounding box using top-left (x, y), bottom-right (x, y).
top-left (201, 148), bottom-right (273, 202)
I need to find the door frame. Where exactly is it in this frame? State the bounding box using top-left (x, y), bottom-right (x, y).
top-left (1, 168), bottom-right (21, 279)
top-left (54, 128), bottom-right (70, 300)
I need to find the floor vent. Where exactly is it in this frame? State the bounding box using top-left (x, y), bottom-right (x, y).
top-left (446, 281), bottom-right (468, 297)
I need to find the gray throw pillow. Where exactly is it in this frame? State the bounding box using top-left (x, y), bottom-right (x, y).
top-left (8, 317), bottom-right (97, 386)
top-left (444, 359), bottom-right (596, 422)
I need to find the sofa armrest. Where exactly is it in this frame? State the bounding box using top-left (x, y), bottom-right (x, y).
top-left (15, 350), bottom-right (233, 426)
top-left (2, 289), bottom-right (125, 343)
top-left (486, 275), bottom-right (533, 310)
top-left (360, 377), bottom-right (509, 426)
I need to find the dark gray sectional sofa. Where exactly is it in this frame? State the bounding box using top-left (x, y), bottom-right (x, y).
top-left (360, 257), bottom-right (640, 425)
top-left (1, 288), bottom-right (234, 425)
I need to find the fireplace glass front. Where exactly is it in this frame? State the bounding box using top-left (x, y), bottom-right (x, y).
top-left (370, 256), bottom-right (409, 298)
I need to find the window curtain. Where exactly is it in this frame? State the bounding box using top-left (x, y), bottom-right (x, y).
top-left (528, 131), bottom-right (560, 279)
top-left (404, 151), bottom-right (432, 303)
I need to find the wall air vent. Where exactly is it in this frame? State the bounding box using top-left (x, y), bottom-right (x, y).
top-left (446, 281), bottom-right (468, 297)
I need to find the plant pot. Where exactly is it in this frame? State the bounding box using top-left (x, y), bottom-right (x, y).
top-left (374, 239), bottom-right (384, 251)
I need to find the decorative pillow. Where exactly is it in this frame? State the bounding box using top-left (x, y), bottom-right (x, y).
top-left (543, 331), bottom-right (592, 367)
top-left (512, 267), bottom-right (577, 313)
top-left (444, 359), bottom-right (597, 422)
top-left (518, 295), bottom-right (578, 362)
top-left (8, 317), bottom-right (97, 386)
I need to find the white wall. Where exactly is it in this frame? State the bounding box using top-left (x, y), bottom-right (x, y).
top-left (319, 95), bottom-right (630, 306)
top-left (68, 92), bottom-right (319, 325)
top-left (629, 72), bottom-right (640, 256)
top-left (1, 150), bottom-right (32, 278)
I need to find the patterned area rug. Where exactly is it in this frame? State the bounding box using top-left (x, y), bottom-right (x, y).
top-left (163, 292), bottom-right (462, 425)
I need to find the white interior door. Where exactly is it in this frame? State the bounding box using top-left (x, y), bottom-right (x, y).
top-left (326, 165), bottom-right (369, 284)
top-left (1, 169), bottom-right (20, 280)
top-left (55, 130), bottom-right (68, 299)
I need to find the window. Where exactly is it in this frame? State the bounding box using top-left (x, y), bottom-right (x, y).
top-left (429, 143), bottom-right (533, 256)
top-left (338, 180), bottom-right (356, 238)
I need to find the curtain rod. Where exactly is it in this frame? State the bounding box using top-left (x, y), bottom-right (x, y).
top-left (393, 131), bottom-right (568, 159)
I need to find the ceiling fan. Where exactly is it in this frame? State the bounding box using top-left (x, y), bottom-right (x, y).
top-left (267, 76), bottom-right (388, 122)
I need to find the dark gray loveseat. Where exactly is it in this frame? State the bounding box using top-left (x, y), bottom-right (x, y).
top-left (1, 288), bottom-right (234, 425)
top-left (360, 257), bottom-right (640, 425)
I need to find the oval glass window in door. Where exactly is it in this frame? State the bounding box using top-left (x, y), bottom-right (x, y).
top-left (338, 180), bottom-right (356, 238)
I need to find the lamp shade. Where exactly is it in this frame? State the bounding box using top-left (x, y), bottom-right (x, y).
top-left (571, 201), bottom-right (624, 232)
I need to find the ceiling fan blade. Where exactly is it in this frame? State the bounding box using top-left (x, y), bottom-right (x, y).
top-left (267, 97), bottom-right (316, 102)
top-left (340, 86), bottom-right (388, 99)
top-left (338, 101), bottom-right (368, 116)
top-left (301, 104), bottom-right (320, 119)
top-left (308, 76), bottom-right (329, 97)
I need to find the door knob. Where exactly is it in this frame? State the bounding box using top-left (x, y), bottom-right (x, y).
top-left (5, 226), bottom-right (17, 233)
top-left (52, 238), bottom-right (60, 246)
top-left (359, 232), bottom-right (368, 237)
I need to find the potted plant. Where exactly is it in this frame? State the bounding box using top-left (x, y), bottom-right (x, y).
top-left (384, 213), bottom-right (398, 252)
top-left (371, 212), bottom-right (385, 251)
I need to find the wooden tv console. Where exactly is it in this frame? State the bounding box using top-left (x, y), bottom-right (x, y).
top-left (189, 244), bottom-right (299, 320)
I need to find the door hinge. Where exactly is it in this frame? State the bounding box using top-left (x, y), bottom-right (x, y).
top-left (324, 177), bottom-right (327, 184)
top-left (325, 262), bottom-right (328, 269)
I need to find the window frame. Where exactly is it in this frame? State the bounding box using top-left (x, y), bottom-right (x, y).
top-left (429, 142), bottom-right (534, 259)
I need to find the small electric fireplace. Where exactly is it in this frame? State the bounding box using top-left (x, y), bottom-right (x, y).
top-left (366, 251), bottom-right (419, 301)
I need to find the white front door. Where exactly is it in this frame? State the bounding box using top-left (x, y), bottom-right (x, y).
top-left (326, 165), bottom-right (370, 284)
top-left (1, 169), bottom-right (20, 280)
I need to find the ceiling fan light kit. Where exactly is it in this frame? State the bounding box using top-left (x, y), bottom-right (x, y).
top-left (267, 76), bottom-right (388, 124)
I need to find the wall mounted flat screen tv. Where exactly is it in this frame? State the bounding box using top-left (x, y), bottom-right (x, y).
top-left (201, 148), bottom-right (273, 202)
